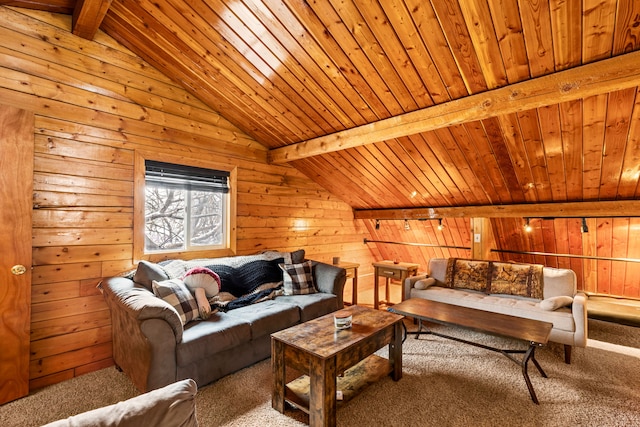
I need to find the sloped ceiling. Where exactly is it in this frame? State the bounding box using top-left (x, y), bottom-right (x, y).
top-left (5, 0), bottom-right (640, 213)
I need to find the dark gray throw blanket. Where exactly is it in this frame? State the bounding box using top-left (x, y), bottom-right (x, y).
top-left (206, 258), bottom-right (285, 311)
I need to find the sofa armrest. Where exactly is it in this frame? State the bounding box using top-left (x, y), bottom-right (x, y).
top-left (101, 277), bottom-right (184, 343)
top-left (42, 378), bottom-right (198, 427)
top-left (313, 261), bottom-right (347, 307)
top-left (100, 277), bottom-right (182, 392)
top-left (404, 274), bottom-right (429, 299)
top-left (572, 292), bottom-right (588, 348)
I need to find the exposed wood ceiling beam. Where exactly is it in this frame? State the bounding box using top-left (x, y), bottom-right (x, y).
top-left (269, 50), bottom-right (640, 164)
top-left (72, 0), bottom-right (112, 40)
top-left (353, 201), bottom-right (640, 220)
top-left (0, 1), bottom-right (73, 14)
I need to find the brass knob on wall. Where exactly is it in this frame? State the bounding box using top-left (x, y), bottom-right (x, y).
top-left (11, 265), bottom-right (27, 275)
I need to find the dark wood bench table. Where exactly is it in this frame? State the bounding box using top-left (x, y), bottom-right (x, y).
top-left (271, 305), bottom-right (404, 427)
top-left (388, 298), bottom-right (553, 404)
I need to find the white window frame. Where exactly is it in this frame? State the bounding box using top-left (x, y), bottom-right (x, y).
top-left (134, 150), bottom-right (237, 262)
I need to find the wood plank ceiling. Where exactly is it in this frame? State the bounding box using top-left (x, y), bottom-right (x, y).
top-left (5, 0), bottom-right (640, 213)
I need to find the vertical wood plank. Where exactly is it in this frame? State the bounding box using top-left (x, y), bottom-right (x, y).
top-left (549, 0), bottom-right (582, 70)
top-left (537, 105), bottom-right (566, 200)
top-left (582, 0), bottom-right (617, 62)
top-left (582, 94), bottom-right (608, 199)
top-left (612, 0), bottom-right (640, 54)
top-left (559, 99), bottom-right (583, 200)
top-left (595, 218), bottom-right (613, 295)
top-left (610, 218), bottom-right (629, 297)
top-left (487, 0), bottom-right (529, 84)
top-left (519, 0), bottom-right (555, 77)
top-left (458, 0), bottom-right (508, 89)
top-left (553, 218), bottom-right (571, 270)
top-left (599, 89), bottom-right (636, 198)
top-left (581, 218), bottom-right (598, 294)
top-left (624, 218), bottom-right (640, 298)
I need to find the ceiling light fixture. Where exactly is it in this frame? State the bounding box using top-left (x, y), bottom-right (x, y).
top-left (524, 218), bottom-right (532, 233)
top-left (404, 219), bottom-right (410, 231)
top-left (437, 218), bottom-right (444, 231)
top-left (375, 219), bottom-right (380, 230)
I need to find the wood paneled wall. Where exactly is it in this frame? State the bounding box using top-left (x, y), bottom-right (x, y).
top-left (0, 7), bottom-right (375, 390)
top-left (366, 217), bottom-right (640, 300)
top-left (491, 217), bottom-right (640, 299)
top-left (3, 5), bottom-right (639, 393)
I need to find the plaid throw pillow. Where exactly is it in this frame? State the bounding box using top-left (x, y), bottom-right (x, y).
top-left (152, 278), bottom-right (199, 325)
top-left (280, 261), bottom-right (316, 295)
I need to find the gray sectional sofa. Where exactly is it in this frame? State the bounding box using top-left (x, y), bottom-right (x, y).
top-left (99, 250), bottom-right (346, 392)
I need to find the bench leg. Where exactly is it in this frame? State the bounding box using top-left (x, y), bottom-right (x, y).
top-left (564, 345), bottom-right (572, 364)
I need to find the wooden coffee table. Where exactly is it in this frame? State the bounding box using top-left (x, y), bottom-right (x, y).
top-left (388, 298), bottom-right (552, 404)
top-left (271, 305), bottom-right (404, 427)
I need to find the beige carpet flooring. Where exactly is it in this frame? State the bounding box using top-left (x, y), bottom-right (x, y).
top-left (1, 318), bottom-right (639, 427)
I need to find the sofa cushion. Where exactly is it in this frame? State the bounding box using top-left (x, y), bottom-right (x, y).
top-left (489, 262), bottom-right (544, 300)
top-left (415, 277), bottom-right (436, 290)
top-left (445, 258), bottom-right (490, 292)
top-left (428, 259), bottom-right (448, 286)
top-left (275, 293), bottom-right (338, 322)
top-left (543, 267), bottom-right (577, 298)
top-left (178, 314), bottom-right (251, 366)
top-left (134, 260), bottom-right (170, 291)
top-left (225, 300), bottom-right (300, 338)
top-left (291, 249), bottom-right (306, 264)
top-left (410, 286), bottom-right (575, 332)
top-left (443, 258), bottom-right (544, 299)
top-left (540, 295), bottom-right (574, 311)
top-left (152, 279), bottom-right (199, 326)
top-left (281, 260), bottom-right (316, 295)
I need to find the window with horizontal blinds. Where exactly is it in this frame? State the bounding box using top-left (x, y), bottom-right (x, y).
top-left (145, 160), bottom-right (229, 193)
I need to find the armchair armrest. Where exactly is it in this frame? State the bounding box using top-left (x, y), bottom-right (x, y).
top-left (42, 378), bottom-right (198, 427)
top-left (404, 274), bottom-right (429, 299)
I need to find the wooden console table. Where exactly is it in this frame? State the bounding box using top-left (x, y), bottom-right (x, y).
top-left (372, 261), bottom-right (419, 309)
top-left (337, 261), bottom-right (359, 305)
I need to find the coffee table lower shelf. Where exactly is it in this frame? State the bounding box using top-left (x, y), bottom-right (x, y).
top-left (284, 355), bottom-right (391, 413)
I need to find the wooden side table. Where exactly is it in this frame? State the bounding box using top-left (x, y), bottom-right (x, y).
top-left (372, 261), bottom-right (419, 309)
top-left (337, 262), bottom-right (359, 305)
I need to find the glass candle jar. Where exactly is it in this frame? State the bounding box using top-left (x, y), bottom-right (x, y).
top-left (334, 310), bottom-right (352, 330)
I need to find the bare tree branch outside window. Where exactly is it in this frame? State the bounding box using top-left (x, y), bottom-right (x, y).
top-left (145, 186), bottom-right (224, 252)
